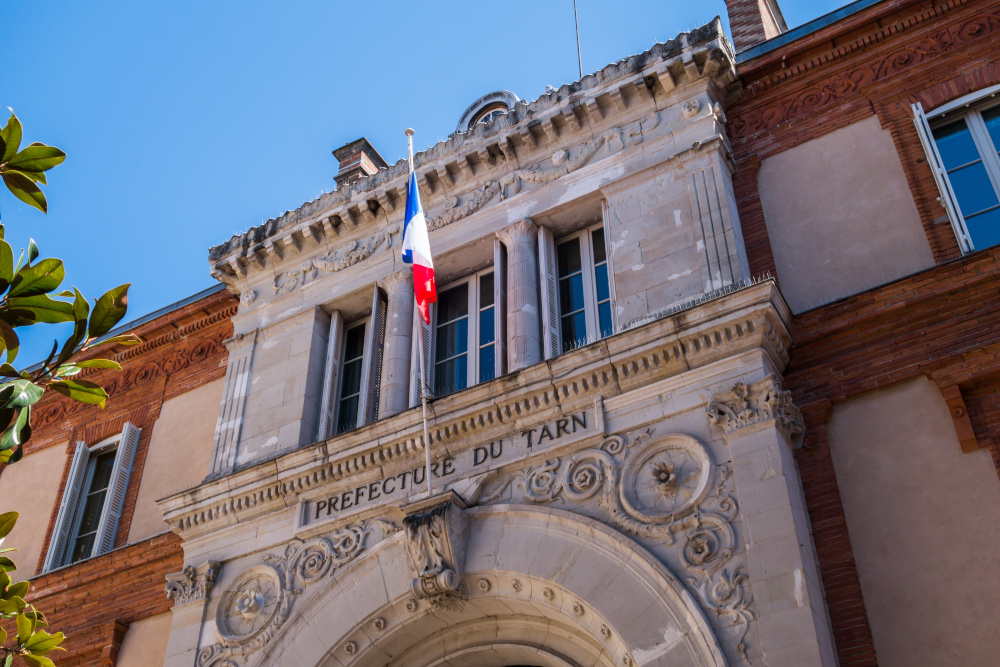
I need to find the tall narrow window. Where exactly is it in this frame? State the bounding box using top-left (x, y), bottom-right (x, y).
top-left (336, 323), bottom-right (367, 434)
top-left (429, 269), bottom-right (497, 398)
top-left (478, 273), bottom-right (496, 384)
top-left (68, 449), bottom-right (116, 565)
top-left (555, 226), bottom-right (614, 353)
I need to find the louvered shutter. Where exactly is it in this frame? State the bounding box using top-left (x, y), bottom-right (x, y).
top-left (93, 423), bottom-right (140, 557)
top-left (538, 225), bottom-right (560, 359)
top-left (494, 238), bottom-right (508, 378)
top-left (317, 310), bottom-right (345, 440)
top-left (363, 286), bottom-right (388, 425)
top-left (44, 442), bottom-right (90, 571)
top-left (408, 306), bottom-right (434, 407)
top-left (912, 102), bottom-right (970, 251)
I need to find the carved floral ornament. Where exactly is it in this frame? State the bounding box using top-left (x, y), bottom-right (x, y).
top-left (165, 560), bottom-right (220, 607)
top-left (707, 374), bottom-right (804, 445)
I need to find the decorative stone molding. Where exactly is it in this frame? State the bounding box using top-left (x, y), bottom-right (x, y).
top-left (197, 520), bottom-right (397, 667)
top-left (427, 181), bottom-right (500, 231)
top-left (165, 560), bottom-right (220, 608)
top-left (495, 217), bottom-right (537, 246)
top-left (707, 374), bottom-right (804, 445)
top-left (380, 268), bottom-right (412, 293)
top-left (402, 492), bottom-right (469, 600)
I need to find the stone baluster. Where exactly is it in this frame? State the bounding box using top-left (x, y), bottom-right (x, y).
top-left (497, 218), bottom-right (541, 372)
top-left (379, 270), bottom-right (415, 418)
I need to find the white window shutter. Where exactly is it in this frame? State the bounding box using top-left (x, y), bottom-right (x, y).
top-left (409, 306), bottom-right (434, 407)
top-left (538, 225), bottom-right (560, 359)
top-left (44, 442), bottom-right (90, 571)
top-left (94, 423), bottom-right (140, 557)
top-left (494, 238), bottom-right (508, 378)
top-left (912, 102), bottom-right (970, 251)
top-left (363, 287), bottom-right (388, 425)
top-left (317, 310), bottom-right (345, 440)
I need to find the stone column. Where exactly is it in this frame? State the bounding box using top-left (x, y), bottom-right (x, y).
top-left (379, 270), bottom-right (414, 418)
top-left (162, 560), bottom-right (220, 667)
top-left (708, 375), bottom-right (837, 667)
top-left (496, 218), bottom-right (541, 371)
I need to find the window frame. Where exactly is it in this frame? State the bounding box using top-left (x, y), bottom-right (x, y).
top-left (64, 435), bottom-right (119, 566)
top-left (554, 223), bottom-right (613, 354)
top-left (430, 267), bottom-right (496, 398)
top-left (333, 317), bottom-right (372, 435)
top-left (915, 91), bottom-right (1000, 253)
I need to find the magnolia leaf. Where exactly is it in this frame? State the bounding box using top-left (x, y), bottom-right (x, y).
top-left (0, 445), bottom-right (23, 464)
top-left (55, 364), bottom-right (81, 377)
top-left (0, 321), bottom-right (17, 365)
top-left (96, 333), bottom-right (141, 347)
top-left (0, 557), bottom-right (15, 571)
top-left (8, 258), bottom-right (64, 297)
top-left (5, 295), bottom-right (75, 326)
top-left (0, 238), bottom-right (14, 289)
top-left (24, 629), bottom-right (64, 652)
top-left (27, 238), bottom-right (38, 265)
top-left (0, 597), bottom-right (20, 614)
top-left (75, 358), bottom-right (121, 371)
top-left (0, 407), bottom-right (30, 450)
top-left (1, 171), bottom-right (46, 213)
top-left (0, 167), bottom-right (46, 186)
top-left (3, 653), bottom-right (11, 667)
top-left (2, 380), bottom-right (42, 408)
top-left (50, 379), bottom-right (107, 408)
top-left (21, 656), bottom-right (55, 667)
top-left (0, 626), bottom-right (5, 645)
top-left (5, 580), bottom-right (28, 601)
top-left (21, 609), bottom-right (45, 627)
top-left (0, 513), bottom-right (16, 541)
top-left (16, 608), bottom-right (31, 643)
top-left (7, 145), bottom-right (65, 172)
top-left (0, 112), bottom-right (22, 162)
top-left (89, 284), bottom-right (129, 338)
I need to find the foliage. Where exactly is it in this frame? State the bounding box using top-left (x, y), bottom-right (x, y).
top-left (0, 109), bottom-right (140, 664)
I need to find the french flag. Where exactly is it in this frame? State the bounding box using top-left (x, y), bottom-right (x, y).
top-left (401, 166), bottom-right (437, 324)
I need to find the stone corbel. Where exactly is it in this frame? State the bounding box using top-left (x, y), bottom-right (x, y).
top-left (100, 621), bottom-right (128, 667)
top-left (165, 560), bottom-right (221, 608)
top-left (937, 382), bottom-right (982, 453)
top-left (401, 491), bottom-right (469, 599)
top-left (707, 374), bottom-right (804, 447)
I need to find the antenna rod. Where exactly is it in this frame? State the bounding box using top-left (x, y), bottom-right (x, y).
top-left (573, 0), bottom-right (583, 78)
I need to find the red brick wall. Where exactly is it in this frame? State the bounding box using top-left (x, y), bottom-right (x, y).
top-left (727, 1), bottom-right (1000, 665)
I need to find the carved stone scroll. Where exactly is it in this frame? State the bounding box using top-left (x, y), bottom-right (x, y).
top-left (401, 492), bottom-right (469, 599)
top-left (707, 374), bottom-right (804, 445)
top-left (165, 560), bottom-right (220, 608)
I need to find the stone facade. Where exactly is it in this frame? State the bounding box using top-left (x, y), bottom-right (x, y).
top-left (6, 1), bottom-right (1000, 666)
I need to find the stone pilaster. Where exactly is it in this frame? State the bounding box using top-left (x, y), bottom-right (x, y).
top-left (163, 561), bottom-right (220, 667)
top-left (210, 330), bottom-right (257, 475)
top-left (379, 270), bottom-right (414, 418)
top-left (708, 375), bottom-right (837, 666)
top-left (496, 218), bottom-right (541, 371)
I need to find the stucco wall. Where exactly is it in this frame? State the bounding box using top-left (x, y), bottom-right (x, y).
top-left (827, 377), bottom-right (1000, 666)
top-left (117, 611), bottom-right (172, 667)
top-left (757, 115), bottom-right (934, 313)
top-left (0, 441), bottom-right (67, 579)
top-left (127, 379), bottom-right (224, 543)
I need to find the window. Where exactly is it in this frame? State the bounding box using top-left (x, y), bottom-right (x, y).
top-left (318, 284), bottom-right (387, 439)
top-left (432, 270), bottom-right (497, 397)
top-left (552, 226), bottom-right (613, 353)
top-left (914, 93), bottom-right (1000, 252)
top-left (44, 423), bottom-right (141, 571)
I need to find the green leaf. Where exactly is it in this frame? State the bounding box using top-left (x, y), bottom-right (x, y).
top-left (4, 652), bottom-right (11, 667)
top-left (0, 321), bottom-right (17, 365)
top-left (96, 333), bottom-right (141, 347)
top-left (6, 445), bottom-right (23, 464)
top-left (26, 238), bottom-right (38, 265)
top-left (16, 608), bottom-right (31, 643)
top-left (0, 238), bottom-right (14, 289)
top-left (0, 112), bottom-right (22, 162)
top-left (6, 580), bottom-right (28, 601)
top-left (0, 626), bottom-right (5, 645)
top-left (20, 610), bottom-right (45, 627)
top-left (5, 295), bottom-right (75, 326)
top-left (54, 365), bottom-right (80, 377)
top-left (88, 284), bottom-right (130, 338)
top-left (50, 379), bottom-right (107, 408)
top-left (1, 380), bottom-right (42, 408)
top-left (21, 655), bottom-right (55, 667)
top-left (25, 629), bottom-right (64, 652)
top-left (8, 258), bottom-right (64, 297)
top-left (0, 407), bottom-right (29, 450)
top-left (0, 557), bottom-right (16, 571)
top-left (7, 145), bottom-right (65, 172)
top-left (75, 358), bottom-right (121, 371)
top-left (0, 513), bottom-right (16, 540)
top-left (0, 168), bottom-right (46, 187)
top-left (1, 171), bottom-right (46, 213)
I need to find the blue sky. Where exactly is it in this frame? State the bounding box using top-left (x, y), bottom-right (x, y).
top-left (2, 0), bottom-right (844, 362)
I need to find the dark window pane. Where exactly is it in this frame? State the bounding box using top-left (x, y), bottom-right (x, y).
top-left (479, 346), bottom-right (495, 383)
top-left (343, 324), bottom-right (366, 361)
top-left (983, 105), bottom-right (1000, 151)
top-left (434, 356), bottom-right (467, 396)
top-left (950, 163), bottom-right (999, 216)
top-left (560, 311), bottom-right (588, 353)
top-left (479, 306), bottom-right (495, 346)
top-left (479, 273), bottom-right (494, 308)
top-left (595, 263), bottom-right (610, 303)
top-left (89, 451), bottom-right (116, 492)
top-left (436, 317), bottom-right (468, 360)
top-left (557, 238), bottom-right (582, 276)
top-left (965, 206), bottom-right (1000, 251)
top-left (77, 489), bottom-right (107, 539)
top-left (592, 229), bottom-right (607, 263)
top-left (70, 532), bottom-right (96, 564)
top-left (438, 284), bottom-right (468, 323)
top-left (340, 359), bottom-right (363, 399)
top-left (934, 120), bottom-right (980, 169)
top-left (598, 302), bottom-right (613, 339)
top-left (337, 395), bottom-right (360, 434)
top-left (558, 273), bottom-right (586, 315)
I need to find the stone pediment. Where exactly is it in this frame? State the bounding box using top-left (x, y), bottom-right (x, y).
top-left (207, 18), bottom-right (736, 293)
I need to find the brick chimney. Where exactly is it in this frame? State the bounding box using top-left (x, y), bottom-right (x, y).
top-left (725, 0), bottom-right (788, 53)
top-left (333, 137), bottom-right (389, 190)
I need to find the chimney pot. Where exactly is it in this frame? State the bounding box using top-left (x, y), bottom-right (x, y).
top-left (333, 138), bottom-right (389, 190)
top-left (725, 0), bottom-right (788, 53)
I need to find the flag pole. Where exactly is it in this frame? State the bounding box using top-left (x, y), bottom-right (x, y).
top-left (405, 128), bottom-right (434, 498)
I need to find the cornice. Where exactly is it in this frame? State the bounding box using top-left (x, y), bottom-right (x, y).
top-left (158, 280), bottom-right (790, 540)
top-left (208, 19), bottom-right (736, 286)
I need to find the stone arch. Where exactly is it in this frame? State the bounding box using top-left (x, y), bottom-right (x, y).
top-left (253, 505), bottom-right (726, 667)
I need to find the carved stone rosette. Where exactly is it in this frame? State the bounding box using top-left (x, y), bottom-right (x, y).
top-left (197, 520), bottom-right (397, 667)
top-left (165, 560), bottom-right (220, 608)
top-left (402, 493), bottom-right (469, 600)
top-left (706, 374), bottom-right (804, 445)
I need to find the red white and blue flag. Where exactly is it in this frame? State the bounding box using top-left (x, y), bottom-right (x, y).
top-left (402, 166), bottom-right (437, 324)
